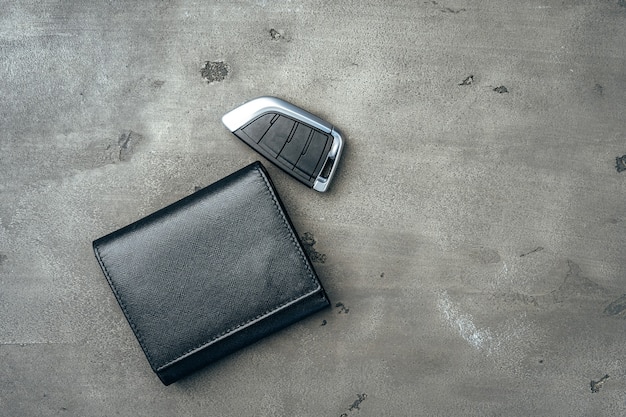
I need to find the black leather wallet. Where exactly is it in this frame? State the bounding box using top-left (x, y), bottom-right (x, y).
top-left (93, 162), bottom-right (330, 385)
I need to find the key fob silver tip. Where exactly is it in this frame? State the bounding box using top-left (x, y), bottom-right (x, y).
top-left (222, 96), bottom-right (344, 192)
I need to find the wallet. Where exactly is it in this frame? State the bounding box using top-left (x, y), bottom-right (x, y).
top-left (92, 162), bottom-right (330, 385)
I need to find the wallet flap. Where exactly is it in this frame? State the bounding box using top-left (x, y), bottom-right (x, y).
top-left (93, 162), bottom-right (324, 373)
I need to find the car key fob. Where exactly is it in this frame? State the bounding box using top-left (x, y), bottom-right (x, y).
top-left (222, 96), bottom-right (344, 192)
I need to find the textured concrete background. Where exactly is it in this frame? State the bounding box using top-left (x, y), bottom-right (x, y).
top-left (1, 1), bottom-right (626, 415)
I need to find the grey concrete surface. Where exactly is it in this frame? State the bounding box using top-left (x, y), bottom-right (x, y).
top-left (1, 1), bottom-right (625, 415)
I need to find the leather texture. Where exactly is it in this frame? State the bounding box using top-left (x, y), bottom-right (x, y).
top-left (93, 162), bottom-right (330, 385)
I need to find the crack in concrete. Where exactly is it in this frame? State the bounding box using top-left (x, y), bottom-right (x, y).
top-left (520, 247), bottom-right (544, 257)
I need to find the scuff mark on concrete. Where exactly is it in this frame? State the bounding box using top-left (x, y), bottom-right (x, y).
top-left (603, 294), bottom-right (626, 318)
top-left (0, 253), bottom-right (7, 266)
top-left (201, 61), bottom-right (230, 84)
top-left (441, 6), bottom-right (466, 13)
top-left (556, 260), bottom-right (606, 299)
top-left (427, 1), bottom-right (466, 13)
top-left (493, 85), bottom-right (509, 94)
top-left (117, 130), bottom-right (143, 161)
top-left (488, 259), bottom-right (613, 308)
top-left (488, 291), bottom-right (539, 307)
top-left (437, 291), bottom-right (494, 353)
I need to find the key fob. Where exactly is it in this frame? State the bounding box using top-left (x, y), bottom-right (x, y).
top-left (222, 96), bottom-right (344, 192)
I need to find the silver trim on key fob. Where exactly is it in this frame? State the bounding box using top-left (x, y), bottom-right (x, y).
top-left (222, 97), bottom-right (344, 192)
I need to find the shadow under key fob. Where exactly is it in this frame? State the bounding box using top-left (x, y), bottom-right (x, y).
top-left (222, 96), bottom-right (344, 192)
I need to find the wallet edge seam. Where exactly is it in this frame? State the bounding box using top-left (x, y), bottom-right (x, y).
top-left (155, 287), bottom-right (324, 373)
top-left (93, 241), bottom-right (157, 367)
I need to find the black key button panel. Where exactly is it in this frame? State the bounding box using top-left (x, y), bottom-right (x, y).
top-left (234, 113), bottom-right (332, 188)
